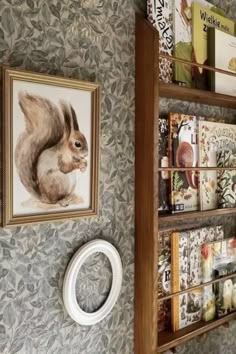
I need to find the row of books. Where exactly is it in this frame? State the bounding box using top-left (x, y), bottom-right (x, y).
top-left (158, 226), bottom-right (236, 332)
top-left (148, 0), bottom-right (236, 96)
top-left (159, 113), bottom-right (236, 213)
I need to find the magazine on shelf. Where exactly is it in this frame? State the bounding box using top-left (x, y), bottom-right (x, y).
top-left (147, 0), bottom-right (173, 83)
top-left (199, 121), bottom-right (236, 211)
top-left (158, 118), bottom-right (170, 211)
top-left (208, 27), bottom-right (236, 97)
top-left (169, 113), bottom-right (203, 213)
top-left (158, 231), bottom-right (171, 332)
top-left (201, 237), bottom-right (236, 282)
top-left (192, 2), bottom-right (234, 89)
top-left (173, 0), bottom-right (225, 87)
top-left (214, 276), bottom-right (236, 318)
top-left (171, 225), bottom-right (223, 331)
top-left (217, 151), bottom-right (236, 209)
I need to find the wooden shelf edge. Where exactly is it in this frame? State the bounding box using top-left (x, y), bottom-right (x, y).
top-left (158, 313), bottom-right (236, 353)
top-left (159, 53), bottom-right (236, 79)
top-left (159, 207), bottom-right (236, 222)
top-left (159, 82), bottom-right (236, 109)
top-left (159, 273), bottom-right (236, 302)
top-left (159, 167), bottom-right (236, 171)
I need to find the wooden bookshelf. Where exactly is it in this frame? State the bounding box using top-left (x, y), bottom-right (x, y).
top-left (135, 14), bottom-right (236, 354)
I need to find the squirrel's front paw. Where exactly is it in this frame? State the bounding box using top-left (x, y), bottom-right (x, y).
top-left (79, 159), bottom-right (87, 173)
top-left (74, 159), bottom-right (87, 172)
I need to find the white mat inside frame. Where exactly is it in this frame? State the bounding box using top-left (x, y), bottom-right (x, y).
top-left (63, 239), bottom-right (123, 326)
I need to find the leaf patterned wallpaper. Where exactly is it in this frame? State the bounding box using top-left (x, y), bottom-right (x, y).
top-left (0, 0), bottom-right (235, 353)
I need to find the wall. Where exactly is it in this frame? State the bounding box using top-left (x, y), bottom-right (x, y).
top-left (0, 0), bottom-right (235, 353)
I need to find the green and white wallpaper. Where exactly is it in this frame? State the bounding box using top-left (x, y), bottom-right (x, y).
top-left (0, 0), bottom-right (235, 353)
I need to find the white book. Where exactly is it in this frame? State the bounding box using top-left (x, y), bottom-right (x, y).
top-left (147, 0), bottom-right (173, 83)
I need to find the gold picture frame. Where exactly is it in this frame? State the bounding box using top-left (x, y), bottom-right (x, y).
top-left (2, 67), bottom-right (100, 226)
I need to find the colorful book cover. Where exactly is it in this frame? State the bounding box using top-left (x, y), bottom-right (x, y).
top-left (201, 238), bottom-right (236, 282)
top-left (217, 151), bottom-right (236, 208)
top-left (158, 231), bottom-right (171, 332)
top-left (208, 28), bottom-right (236, 97)
top-left (158, 118), bottom-right (169, 211)
top-left (199, 121), bottom-right (236, 211)
top-left (173, 0), bottom-right (225, 87)
top-left (169, 113), bottom-right (202, 213)
top-left (192, 3), bottom-right (234, 89)
top-left (214, 276), bottom-right (236, 318)
top-left (171, 225), bottom-right (223, 331)
top-left (189, 225), bottom-right (224, 287)
top-left (202, 285), bottom-right (216, 322)
top-left (147, 0), bottom-right (173, 83)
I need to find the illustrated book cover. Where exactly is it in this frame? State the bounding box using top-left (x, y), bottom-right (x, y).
top-left (171, 225), bottom-right (223, 331)
top-left (147, 0), bottom-right (173, 83)
top-left (158, 118), bottom-right (170, 211)
top-left (214, 276), bottom-right (236, 318)
top-left (208, 27), bottom-right (236, 97)
top-left (173, 0), bottom-right (225, 87)
top-left (199, 121), bottom-right (236, 210)
top-left (201, 237), bottom-right (236, 282)
top-left (158, 231), bottom-right (171, 332)
top-left (202, 285), bottom-right (217, 322)
top-left (217, 151), bottom-right (236, 209)
top-left (192, 2), bottom-right (234, 89)
top-left (169, 113), bottom-right (202, 213)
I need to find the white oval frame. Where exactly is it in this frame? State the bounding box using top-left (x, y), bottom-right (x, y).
top-left (63, 239), bottom-right (123, 326)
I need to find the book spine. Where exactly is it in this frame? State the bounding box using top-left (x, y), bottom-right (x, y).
top-left (207, 27), bottom-right (215, 92)
top-left (171, 232), bottom-right (180, 332)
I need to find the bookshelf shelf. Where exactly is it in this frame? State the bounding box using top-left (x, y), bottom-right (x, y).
top-left (158, 312), bottom-right (236, 353)
top-left (135, 14), bottom-right (236, 354)
top-left (159, 167), bottom-right (236, 171)
top-left (160, 82), bottom-right (236, 109)
top-left (159, 208), bottom-right (236, 222)
top-left (159, 273), bottom-right (236, 302)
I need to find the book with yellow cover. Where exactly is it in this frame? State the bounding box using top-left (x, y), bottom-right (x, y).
top-left (192, 2), bottom-right (235, 89)
top-left (173, 0), bottom-right (225, 87)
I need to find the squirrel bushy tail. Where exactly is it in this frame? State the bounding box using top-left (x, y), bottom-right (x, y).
top-left (15, 92), bottom-right (64, 198)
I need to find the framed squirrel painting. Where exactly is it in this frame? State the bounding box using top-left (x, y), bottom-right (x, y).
top-left (2, 67), bottom-right (100, 226)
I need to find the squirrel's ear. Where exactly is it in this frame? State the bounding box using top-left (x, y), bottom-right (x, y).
top-left (60, 101), bottom-right (72, 139)
top-left (70, 105), bottom-right (80, 131)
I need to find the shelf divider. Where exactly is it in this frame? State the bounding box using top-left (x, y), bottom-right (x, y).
top-left (159, 82), bottom-right (236, 109)
top-left (158, 313), bottom-right (236, 353)
top-left (159, 207), bottom-right (236, 222)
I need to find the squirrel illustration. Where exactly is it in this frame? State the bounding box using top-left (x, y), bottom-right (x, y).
top-left (15, 92), bottom-right (88, 207)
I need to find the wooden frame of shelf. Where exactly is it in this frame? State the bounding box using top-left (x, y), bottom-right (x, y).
top-left (135, 14), bottom-right (236, 354)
